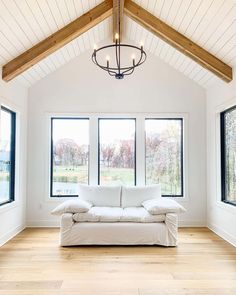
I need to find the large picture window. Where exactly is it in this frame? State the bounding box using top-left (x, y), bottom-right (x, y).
top-left (145, 119), bottom-right (183, 196)
top-left (221, 106), bottom-right (236, 206)
top-left (51, 118), bottom-right (89, 197)
top-left (0, 106), bottom-right (16, 206)
top-left (49, 115), bottom-right (185, 197)
top-left (98, 119), bottom-right (136, 185)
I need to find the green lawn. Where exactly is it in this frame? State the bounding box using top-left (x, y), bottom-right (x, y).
top-left (53, 165), bottom-right (134, 185)
top-left (0, 171), bottom-right (9, 181)
top-left (100, 167), bottom-right (134, 185)
top-left (53, 165), bottom-right (181, 191)
top-left (53, 165), bottom-right (88, 183)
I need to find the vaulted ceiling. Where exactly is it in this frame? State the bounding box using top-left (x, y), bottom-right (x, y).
top-left (0, 0), bottom-right (235, 88)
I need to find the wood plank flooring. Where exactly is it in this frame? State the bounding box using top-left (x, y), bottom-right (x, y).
top-left (0, 228), bottom-right (235, 295)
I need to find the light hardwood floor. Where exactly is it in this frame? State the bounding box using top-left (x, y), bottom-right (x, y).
top-left (0, 228), bottom-right (236, 295)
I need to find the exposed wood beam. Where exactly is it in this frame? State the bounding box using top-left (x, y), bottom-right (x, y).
top-left (113, 0), bottom-right (124, 42)
top-left (2, 0), bottom-right (113, 82)
top-left (124, 0), bottom-right (232, 83)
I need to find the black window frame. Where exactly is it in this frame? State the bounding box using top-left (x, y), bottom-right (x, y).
top-left (98, 118), bottom-right (137, 186)
top-left (50, 117), bottom-right (90, 198)
top-left (145, 118), bottom-right (184, 197)
top-left (0, 106), bottom-right (16, 206)
top-left (220, 105), bottom-right (236, 206)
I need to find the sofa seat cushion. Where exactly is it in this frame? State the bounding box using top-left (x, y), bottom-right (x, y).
top-left (78, 184), bottom-right (121, 207)
top-left (121, 207), bottom-right (165, 223)
top-left (73, 207), bottom-right (165, 223)
top-left (73, 207), bottom-right (123, 222)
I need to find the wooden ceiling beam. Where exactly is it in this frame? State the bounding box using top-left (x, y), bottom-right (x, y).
top-left (113, 0), bottom-right (124, 42)
top-left (124, 0), bottom-right (232, 83)
top-left (2, 0), bottom-right (113, 82)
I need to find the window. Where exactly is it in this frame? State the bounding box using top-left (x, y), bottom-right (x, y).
top-left (145, 119), bottom-right (183, 196)
top-left (51, 118), bottom-right (89, 197)
top-left (0, 106), bottom-right (16, 206)
top-left (49, 115), bottom-right (186, 197)
top-left (221, 106), bottom-right (236, 206)
top-left (98, 119), bottom-right (136, 185)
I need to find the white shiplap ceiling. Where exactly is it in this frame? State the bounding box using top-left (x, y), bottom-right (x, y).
top-left (0, 0), bottom-right (235, 88)
top-left (127, 0), bottom-right (236, 88)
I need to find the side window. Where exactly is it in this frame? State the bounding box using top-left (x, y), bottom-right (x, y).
top-left (221, 106), bottom-right (236, 206)
top-left (0, 106), bottom-right (16, 206)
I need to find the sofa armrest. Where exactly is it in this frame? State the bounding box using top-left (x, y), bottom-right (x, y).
top-left (60, 213), bottom-right (74, 233)
top-left (60, 213), bottom-right (74, 246)
top-left (165, 213), bottom-right (178, 246)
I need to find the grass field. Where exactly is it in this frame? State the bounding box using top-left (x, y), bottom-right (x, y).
top-left (53, 165), bottom-right (134, 185)
top-left (0, 171), bottom-right (9, 181)
top-left (53, 165), bottom-right (88, 183)
top-left (100, 167), bottom-right (134, 185)
top-left (53, 166), bottom-right (182, 193)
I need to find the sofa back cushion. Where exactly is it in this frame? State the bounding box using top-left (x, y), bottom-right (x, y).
top-left (121, 184), bottom-right (161, 207)
top-left (78, 184), bottom-right (121, 207)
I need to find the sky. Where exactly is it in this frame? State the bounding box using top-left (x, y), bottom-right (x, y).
top-left (145, 119), bottom-right (181, 134)
top-left (99, 119), bottom-right (135, 144)
top-left (53, 119), bottom-right (136, 145)
top-left (53, 119), bottom-right (89, 145)
top-left (52, 118), bottom-right (181, 146)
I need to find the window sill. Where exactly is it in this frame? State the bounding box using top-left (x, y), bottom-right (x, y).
top-left (46, 195), bottom-right (189, 203)
top-left (216, 200), bottom-right (236, 214)
top-left (45, 196), bottom-right (79, 203)
top-left (0, 201), bottom-right (19, 213)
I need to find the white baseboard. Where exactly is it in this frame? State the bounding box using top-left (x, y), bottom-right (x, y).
top-left (0, 224), bottom-right (26, 247)
top-left (207, 222), bottom-right (236, 247)
top-left (179, 220), bottom-right (206, 227)
top-left (26, 220), bottom-right (60, 227)
top-left (26, 219), bottom-right (206, 228)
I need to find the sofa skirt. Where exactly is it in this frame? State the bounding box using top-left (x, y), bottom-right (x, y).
top-left (60, 213), bottom-right (178, 247)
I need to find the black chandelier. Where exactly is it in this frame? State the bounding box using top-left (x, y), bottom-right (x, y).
top-left (91, 1), bottom-right (146, 79)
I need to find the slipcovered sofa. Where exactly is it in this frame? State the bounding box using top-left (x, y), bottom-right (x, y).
top-left (52, 184), bottom-right (185, 247)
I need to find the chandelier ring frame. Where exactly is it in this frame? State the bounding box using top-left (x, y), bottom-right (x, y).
top-left (92, 43), bottom-right (147, 79)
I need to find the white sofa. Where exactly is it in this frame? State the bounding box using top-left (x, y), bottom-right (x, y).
top-left (57, 185), bottom-right (181, 247)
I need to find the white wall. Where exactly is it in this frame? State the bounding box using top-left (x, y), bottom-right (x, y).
top-left (206, 70), bottom-right (236, 246)
top-left (0, 75), bottom-right (28, 246)
top-left (27, 50), bottom-right (206, 227)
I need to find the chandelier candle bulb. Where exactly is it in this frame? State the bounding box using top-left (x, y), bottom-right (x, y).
top-left (106, 55), bottom-right (110, 67)
top-left (132, 54), bottom-right (136, 65)
top-left (93, 44), bottom-right (97, 54)
top-left (115, 33), bottom-right (119, 40)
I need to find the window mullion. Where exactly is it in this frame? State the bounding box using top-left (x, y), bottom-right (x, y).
top-left (89, 116), bottom-right (98, 185)
top-left (136, 116), bottom-right (145, 186)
